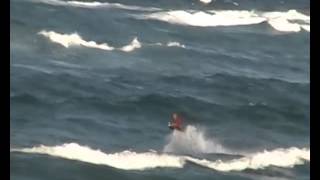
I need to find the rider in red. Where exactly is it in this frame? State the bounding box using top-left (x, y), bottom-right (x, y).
top-left (169, 113), bottom-right (183, 131)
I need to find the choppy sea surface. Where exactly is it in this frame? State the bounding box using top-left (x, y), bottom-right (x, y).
top-left (10, 0), bottom-right (310, 179)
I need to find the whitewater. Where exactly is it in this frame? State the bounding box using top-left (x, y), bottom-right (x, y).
top-left (140, 9), bottom-right (309, 32)
top-left (11, 126), bottom-right (309, 172)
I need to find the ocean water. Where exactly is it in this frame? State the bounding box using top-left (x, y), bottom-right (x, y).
top-left (10, 0), bottom-right (310, 180)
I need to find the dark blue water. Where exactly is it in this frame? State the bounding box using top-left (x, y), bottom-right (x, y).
top-left (11, 0), bottom-right (309, 179)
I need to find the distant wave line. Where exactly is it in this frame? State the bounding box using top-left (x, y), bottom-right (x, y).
top-left (30, 0), bottom-right (161, 11)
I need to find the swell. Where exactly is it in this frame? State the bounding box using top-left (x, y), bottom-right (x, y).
top-left (121, 93), bottom-right (308, 126)
top-left (11, 71), bottom-right (309, 128)
top-left (156, 73), bottom-right (309, 105)
top-left (35, 29), bottom-right (308, 84)
top-left (11, 89), bottom-right (309, 150)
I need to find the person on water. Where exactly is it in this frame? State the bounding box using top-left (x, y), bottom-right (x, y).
top-left (168, 113), bottom-right (183, 131)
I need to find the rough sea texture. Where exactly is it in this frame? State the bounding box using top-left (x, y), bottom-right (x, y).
top-left (10, 0), bottom-right (310, 180)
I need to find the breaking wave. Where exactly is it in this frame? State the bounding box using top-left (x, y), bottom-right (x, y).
top-left (11, 143), bottom-right (184, 170)
top-left (11, 143), bottom-right (309, 172)
top-left (186, 147), bottom-right (309, 171)
top-left (39, 30), bottom-right (187, 51)
top-left (139, 9), bottom-right (310, 32)
top-left (31, 0), bottom-right (160, 11)
top-left (38, 30), bottom-right (141, 52)
top-left (141, 10), bottom-right (266, 27)
top-left (262, 10), bottom-right (310, 32)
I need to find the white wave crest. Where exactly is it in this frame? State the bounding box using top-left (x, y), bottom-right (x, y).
top-left (267, 18), bottom-right (301, 32)
top-left (32, 0), bottom-right (160, 11)
top-left (262, 10), bottom-right (310, 21)
top-left (166, 42), bottom-right (186, 48)
top-left (39, 31), bottom-right (115, 50)
top-left (163, 125), bottom-right (229, 154)
top-left (143, 10), bottom-right (266, 27)
top-left (200, 0), bottom-right (212, 4)
top-left (301, 25), bottom-right (310, 32)
top-left (38, 30), bottom-right (141, 52)
top-left (119, 37), bottom-right (142, 52)
top-left (151, 41), bottom-right (186, 48)
top-left (140, 9), bottom-right (310, 32)
top-left (11, 143), bottom-right (184, 170)
top-left (11, 143), bottom-right (309, 172)
top-left (263, 10), bottom-right (310, 32)
top-left (186, 147), bottom-right (309, 171)
top-left (67, 1), bottom-right (103, 7)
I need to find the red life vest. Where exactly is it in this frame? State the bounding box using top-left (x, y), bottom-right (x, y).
top-left (172, 116), bottom-right (182, 129)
